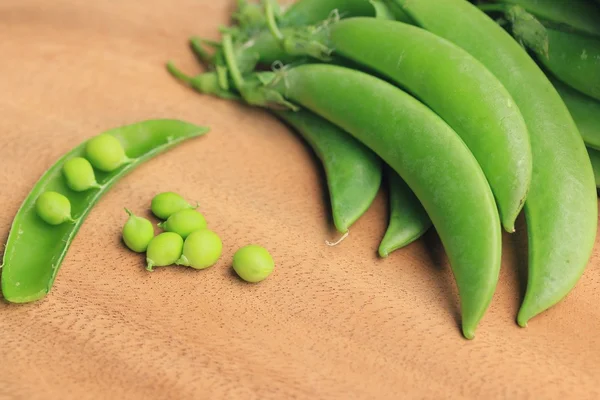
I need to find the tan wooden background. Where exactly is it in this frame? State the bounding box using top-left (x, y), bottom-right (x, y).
top-left (1, 1), bottom-right (599, 399)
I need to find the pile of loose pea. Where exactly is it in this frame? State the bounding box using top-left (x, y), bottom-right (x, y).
top-left (123, 192), bottom-right (275, 282)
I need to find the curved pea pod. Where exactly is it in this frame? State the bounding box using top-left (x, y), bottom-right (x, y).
top-left (536, 29), bottom-right (600, 102)
top-left (379, 167), bottom-right (431, 258)
top-left (488, 0), bottom-right (600, 38)
top-left (274, 109), bottom-right (382, 233)
top-left (1, 119), bottom-right (209, 303)
top-left (392, 0), bottom-right (598, 326)
top-left (550, 75), bottom-right (600, 150)
top-left (260, 64), bottom-right (502, 339)
top-left (305, 17), bottom-right (531, 232)
top-left (587, 148), bottom-right (600, 188)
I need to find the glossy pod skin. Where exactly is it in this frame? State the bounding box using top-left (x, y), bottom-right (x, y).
top-left (392, 0), bottom-right (598, 326)
top-left (310, 17), bottom-right (531, 232)
top-left (588, 148), bottom-right (600, 188)
top-left (274, 109), bottom-right (382, 233)
top-left (489, 0), bottom-right (600, 37)
top-left (1, 119), bottom-right (208, 303)
top-left (264, 64), bottom-right (502, 339)
top-left (537, 29), bottom-right (600, 102)
top-left (550, 75), bottom-right (600, 150)
top-left (379, 168), bottom-right (431, 258)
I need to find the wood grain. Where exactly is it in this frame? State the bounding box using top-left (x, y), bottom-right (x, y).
top-left (0, 1), bottom-right (599, 399)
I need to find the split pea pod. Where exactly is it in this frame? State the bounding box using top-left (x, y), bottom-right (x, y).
top-left (379, 168), bottom-right (431, 258)
top-left (392, 0), bottom-right (598, 326)
top-left (588, 148), bottom-right (600, 188)
top-left (487, 0), bottom-right (600, 37)
top-left (260, 64), bottom-right (502, 339)
top-left (537, 28), bottom-right (600, 101)
top-left (549, 75), bottom-right (600, 150)
top-left (304, 17), bottom-right (531, 232)
top-left (1, 120), bottom-right (208, 303)
top-left (274, 109), bottom-right (382, 233)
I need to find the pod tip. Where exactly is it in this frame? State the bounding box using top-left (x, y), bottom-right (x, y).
top-left (517, 311), bottom-right (529, 328)
top-left (462, 326), bottom-right (475, 340)
top-left (378, 246), bottom-right (389, 258)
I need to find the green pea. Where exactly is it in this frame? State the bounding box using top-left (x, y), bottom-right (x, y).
top-left (85, 133), bottom-right (130, 172)
top-left (176, 229), bottom-right (222, 270)
top-left (157, 209), bottom-right (207, 239)
top-left (151, 192), bottom-right (198, 220)
top-left (35, 191), bottom-right (75, 225)
top-left (232, 245), bottom-right (274, 283)
top-left (146, 232), bottom-right (184, 271)
top-left (62, 157), bottom-right (101, 192)
top-left (122, 209), bottom-right (154, 253)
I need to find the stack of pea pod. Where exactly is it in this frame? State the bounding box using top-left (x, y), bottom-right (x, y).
top-left (166, 0), bottom-right (600, 340)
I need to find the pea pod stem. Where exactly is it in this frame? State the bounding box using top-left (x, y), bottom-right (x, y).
top-left (264, 0), bottom-right (285, 41)
top-left (189, 37), bottom-right (215, 67)
top-left (222, 33), bottom-right (246, 90)
top-left (1, 119), bottom-right (209, 303)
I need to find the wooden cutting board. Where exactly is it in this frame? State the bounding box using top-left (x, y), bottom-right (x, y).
top-left (1, 1), bottom-right (599, 399)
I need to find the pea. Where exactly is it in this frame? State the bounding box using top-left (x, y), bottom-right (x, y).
top-left (62, 157), bottom-right (101, 192)
top-left (122, 209), bottom-right (154, 253)
top-left (85, 133), bottom-right (130, 172)
top-left (157, 209), bottom-right (207, 239)
top-left (151, 192), bottom-right (198, 220)
top-left (35, 191), bottom-right (75, 225)
top-left (146, 232), bottom-right (184, 271)
top-left (176, 229), bottom-right (222, 270)
top-left (232, 245), bottom-right (274, 283)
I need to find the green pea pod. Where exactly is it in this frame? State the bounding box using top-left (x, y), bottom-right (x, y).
top-left (487, 0), bottom-right (600, 38)
top-left (537, 28), bottom-right (600, 102)
top-left (588, 148), bottom-right (600, 188)
top-left (379, 167), bottom-right (431, 258)
top-left (1, 120), bottom-right (209, 303)
top-left (549, 74), bottom-right (600, 150)
top-left (300, 17), bottom-right (531, 232)
top-left (274, 109), bottom-right (382, 233)
top-left (258, 64), bottom-right (502, 339)
top-left (392, 0), bottom-right (598, 326)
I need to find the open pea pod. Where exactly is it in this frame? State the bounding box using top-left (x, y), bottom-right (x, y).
top-left (1, 119), bottom-right (208, 303)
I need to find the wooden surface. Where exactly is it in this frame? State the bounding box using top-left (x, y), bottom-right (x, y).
top-left (1, 1), bottom-right (599, 399)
